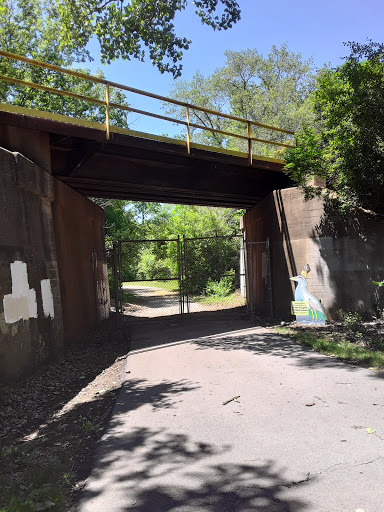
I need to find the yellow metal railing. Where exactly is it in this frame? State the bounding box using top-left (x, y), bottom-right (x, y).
top-left (0, 51), bottom-right (295, 163)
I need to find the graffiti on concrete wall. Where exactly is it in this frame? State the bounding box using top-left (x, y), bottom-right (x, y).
top-left (3, 261), bottom-right (55, 324)
top-left (290, 264), bottom-right (326, 325)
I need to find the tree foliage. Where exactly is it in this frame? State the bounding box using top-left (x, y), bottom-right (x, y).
top-left (58, 0), bottom-right (241, 78)
top-left (105, 202), bottom-right (243, 292)
top-left (167, 44), bottom-right (316, 154)
top-left (0, 0), bottom-right (129, 127)
top-left (284, 40), bottom-right (384, 214)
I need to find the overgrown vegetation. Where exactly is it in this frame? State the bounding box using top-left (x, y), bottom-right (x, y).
top-left (284, 40), bottom-right (384, 215)
top-left (276, 310), bottom-right (384, 369)
top-left (107, 205), bottom-right (244, 298)
top-left (0, 453), bottom-right (69, 512)
top-left (205, 269), bottom-right (236, 299)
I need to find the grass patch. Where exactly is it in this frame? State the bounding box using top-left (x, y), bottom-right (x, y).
top-left (0, 445), bottom-right (70, 512)
top-left (194, 292), bottom-right (244, 306)
top-left (276, 326), bottom-right (384, 369)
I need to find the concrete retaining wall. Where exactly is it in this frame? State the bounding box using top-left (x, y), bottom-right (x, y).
top-left (242, 188), bottom-right (384, 320)
top-left (0, 148), bottom-right (64, 381)
top-left (53, 180), bottom-right (108, 342)
top-left (0, 146), bottom-right (108, 382)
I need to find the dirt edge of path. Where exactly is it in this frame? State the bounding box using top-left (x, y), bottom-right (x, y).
top-left (0, 316), bottom-right (130, 511)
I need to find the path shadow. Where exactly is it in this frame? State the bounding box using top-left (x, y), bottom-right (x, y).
top-left (192, 329), bottom-right (384, 379)
top-left (115, 377), bottom-right (200, 413)
top-left (123, 308), bottom-right (250, 349)
top-left (121, 311), bottom-right (384, 380)
top-left (79, 418), bottom-right (310, 511)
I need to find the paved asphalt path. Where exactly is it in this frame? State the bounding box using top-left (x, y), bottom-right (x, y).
top-left (78, 315), bottom-right (384, 511)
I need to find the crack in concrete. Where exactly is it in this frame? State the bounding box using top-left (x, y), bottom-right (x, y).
top-left (283, 472), bottom-right (318, 488)
top-left (355, 456), bottom-right (382, 466)
top-left (282, 456), bottom-right (384, 491)
top-left (317, 456), bottom-right (383, 477)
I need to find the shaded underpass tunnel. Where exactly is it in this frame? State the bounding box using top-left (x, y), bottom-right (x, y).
top-left (0, 110), bottom-right (292, 382)
top-left (3, 104), bottom-right (384, 384)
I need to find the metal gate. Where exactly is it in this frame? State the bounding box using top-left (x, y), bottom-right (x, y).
top-left (182, 234), bottom-right (246, 314)
top-left (109, 235), bottom-right (271, 319)
top-left (113, 238), bottom-right (183, 318)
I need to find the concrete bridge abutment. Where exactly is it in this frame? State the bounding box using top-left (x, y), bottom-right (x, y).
top-left (0, 126), bottom-right (109, 382)
top-left (242, 188), bottom-right (384, 320)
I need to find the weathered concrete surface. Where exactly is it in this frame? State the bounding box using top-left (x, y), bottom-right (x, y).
top-left (243, 187), bottom-right (384, 319)
top-left (78, 316), bottom-right (384, 512)
top-left (53, 180), bottom-right (109, 343)
top-left (0, 135), bottom-right (109, 382)
top-left (0, 147), bottom-right (64, 381)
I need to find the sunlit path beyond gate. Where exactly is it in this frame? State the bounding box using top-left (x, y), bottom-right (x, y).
top-left (77, 315), bottom-right (384, 512)
top-left (114, 235), bottom-right (248, 318)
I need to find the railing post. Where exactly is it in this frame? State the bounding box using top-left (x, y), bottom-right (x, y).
top-left (105, 83), bottom-right (110, 140)
top-left (186, 106), bottom-right (191, 155)
top-left (248, 121), bottom-right (252, 165)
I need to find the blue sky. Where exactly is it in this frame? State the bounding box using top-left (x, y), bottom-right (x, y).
top-left (85, 0), bottom-right (384, 133)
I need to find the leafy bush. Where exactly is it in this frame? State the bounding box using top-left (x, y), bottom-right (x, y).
top-left (185, 237), bottom-right (241, 295)
top-left (284, 41), bottom-right (384, 215)
top-left (372, 280), bottom-right (384, 319)
top-left (138, 249), bottom-right (172, 280)
top-left (336, 310), bottom-right (364, 333)
top-left (205, 269), bottom-right (236, 298)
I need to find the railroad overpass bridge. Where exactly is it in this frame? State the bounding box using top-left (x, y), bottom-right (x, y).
top-left (2, 53), bottom-right (382, 388)
top-left (0, 103), bottom-right (293, 210)
top-left (0, 51), bottom-right (294, 209)
top-left (0, 52), bottom-right (295, 381)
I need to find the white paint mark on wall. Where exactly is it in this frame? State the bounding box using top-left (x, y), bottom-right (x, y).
top-left (41, 279), bottom-right (55, 319)
top-left (11, 261), bottom-right (30, 296)
top-left (3, 261), bottom-right (38, 324)
top-left (29, 289), bottom-right (38, 318)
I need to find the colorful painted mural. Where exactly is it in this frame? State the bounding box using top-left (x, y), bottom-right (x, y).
top-left (290, 264), bottom-right (325, 325)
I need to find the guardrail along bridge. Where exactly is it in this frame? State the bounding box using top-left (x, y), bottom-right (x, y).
top-left (0, 51), bottom-right (294, 208)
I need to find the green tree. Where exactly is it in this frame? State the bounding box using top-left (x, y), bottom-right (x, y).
top-left (58, 0), bottom-right (241, 78)
top-left (147, 204), bottom-right (243, 292)
top-left (164, 204), bottom-right (241, 238)
top-left (284, 40), bottom-right (384, 215)
top-left (167, 44), bottom-right (316, 154)
top-left (103, 200), bottom-right (136, 240)
top-left (0, 0), bottom-right (129, 127)
top-left (113, 203), bottom-right (243, 289)
top-left (129, 202), bottom-right (166, 236)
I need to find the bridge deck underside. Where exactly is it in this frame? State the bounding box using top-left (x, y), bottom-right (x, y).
top-left (1, 111), bottom-right (293, 208)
